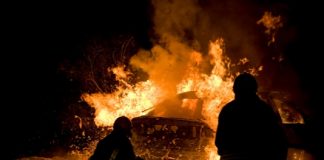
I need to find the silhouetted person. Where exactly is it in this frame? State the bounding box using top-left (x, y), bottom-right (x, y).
top-left (89, 116), bottom-right (143, 160)
top-left (215, 73), bottom-right (288, 160)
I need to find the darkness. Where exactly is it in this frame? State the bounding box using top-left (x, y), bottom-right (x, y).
top-left (4, 1), bottom-right (153, 159)
top-left (4, 0), bottom-right (322, 159)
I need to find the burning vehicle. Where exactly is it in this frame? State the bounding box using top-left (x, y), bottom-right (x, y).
top-left (259, 91), bottom-right (315, 160)
top-left (131, 91), bottom-right (215, 160)
top-left (79, 35), bottom-right (315, 159)
top-left (80, 38), bottom-right (235, 160)
top-left (131, 116), bottom-right (214, 160)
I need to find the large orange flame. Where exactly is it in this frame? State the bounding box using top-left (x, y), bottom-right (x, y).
top-left (82, 38), bottom-right (237, 130)
top-left (176, 39), bottom-right (234, 130)
top-left (82, 38), bottom-right (260, 160)
top-left (82, 79), bottom-right (164, 126)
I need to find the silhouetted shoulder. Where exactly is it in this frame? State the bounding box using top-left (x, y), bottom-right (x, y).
top-left (255, 97), bottom-right (279, 117)
top-left (220, 100), bottom-right (236, 112)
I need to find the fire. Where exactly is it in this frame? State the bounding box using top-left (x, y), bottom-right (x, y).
top-left (205, 140), bottom-right (220, 160)
top-left (82, 38), bottom-right (237, 129)
top-left (176, 39), bottom-right (234, 129)
top-left (82, 37), bottom-right (260, 159)
top-left (82, 78), bottom-right (164, 126)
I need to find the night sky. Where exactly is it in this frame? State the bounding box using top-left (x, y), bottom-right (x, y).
top-left (4, 0), bottom-right (322, 159)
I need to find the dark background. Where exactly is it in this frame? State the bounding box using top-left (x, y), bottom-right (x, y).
top-left (4, 0), bottom-right (322, 159)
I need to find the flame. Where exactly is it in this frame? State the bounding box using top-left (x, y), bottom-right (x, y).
top-left (206, 145), bottom-right (220, 160)
top-left (176, 39), bottom-right (234, 129)
top-left (82, 37), bottom-right (260, 159)
top-left (82, 38), bottom-right (240, 129)
top-left (82, 77), bottom-right (164, 126)
top-left (81, 37), bottom-right (262, 129)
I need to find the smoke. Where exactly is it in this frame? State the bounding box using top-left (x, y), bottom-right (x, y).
top-left (130, 0), bottom-right (262, 94)
top-left (129, 0), bottom-right (234, 119)
top-left (129, 0), bottom-right (306, 117)
top-left (130, 37), bottom-right (196, 96)
top-left (131, 0), bottom-right (207, 97)
top-left (152, 0), bottom-right (203, 47)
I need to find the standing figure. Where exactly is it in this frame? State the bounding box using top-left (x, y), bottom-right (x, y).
top-left (215, 73), bottom-right (288, 160)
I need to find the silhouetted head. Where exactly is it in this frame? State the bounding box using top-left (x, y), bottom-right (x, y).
top-left (233, 72), bottom-right (258, 97)
top-left (113, 116), bottom-right (132, 137)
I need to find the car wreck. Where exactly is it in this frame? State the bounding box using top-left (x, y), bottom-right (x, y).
top-left (131, 91), bottom-right (215, 160)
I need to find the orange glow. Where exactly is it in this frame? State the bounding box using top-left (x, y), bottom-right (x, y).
top-left (82, 78), bottom-right (164, 126)
top-left (206, 145), bottom-right (220, 160)
top-left (176, 39), bottom-right (235, 129)
top-left (257, 11), bottom-right (283, 45)
top-left (82, 39), bottom-right (241, 129)
top-left (82, 37), bottom-right (261, 159)
top-left (81, 38), bottom-right (262, 129)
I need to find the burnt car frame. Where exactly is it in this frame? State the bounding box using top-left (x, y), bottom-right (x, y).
top-left (259, 91), bottom-right (316, 160)
top-left (131, 91), bottom-right (215, 160)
